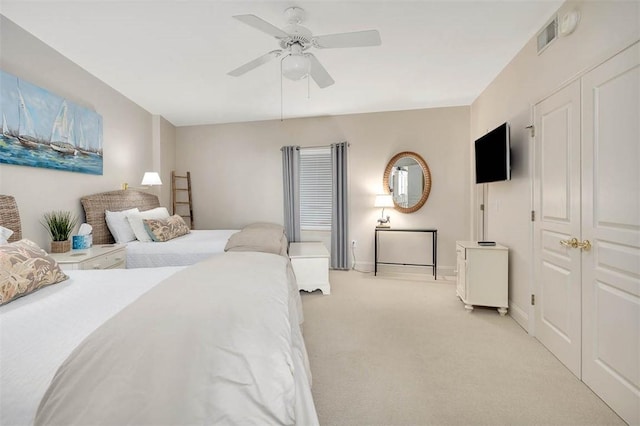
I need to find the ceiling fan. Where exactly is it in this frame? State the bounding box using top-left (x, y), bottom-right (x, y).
top-left (227, 7), bottom-right (381, 89)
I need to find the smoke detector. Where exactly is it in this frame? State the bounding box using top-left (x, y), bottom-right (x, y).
top-left (559, 10), bottom-right (580, 36)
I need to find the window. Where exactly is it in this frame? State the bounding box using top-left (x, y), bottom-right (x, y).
top-left (392, 167), bottom-right (409, 207)
top-left (299, 147), bottom-right (332, 230)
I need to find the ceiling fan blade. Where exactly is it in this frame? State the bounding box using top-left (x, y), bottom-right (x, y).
top-left (233, 14), bottom-right (289, 39)
top-left (227, 50), bottom-right (283, 76)
top-left (313, 30), bottom-right (381, 49)
top-left (306, 54), bottom-right (335, 89)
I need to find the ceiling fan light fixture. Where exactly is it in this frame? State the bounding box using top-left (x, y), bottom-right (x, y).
top-left (228, 7), bottom-right (381, 89)
top-left (282, 54), bottom-right (310, 81)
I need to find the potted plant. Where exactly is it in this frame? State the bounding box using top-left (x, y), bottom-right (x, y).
top-left (41, 210), bottom-right (78, 253)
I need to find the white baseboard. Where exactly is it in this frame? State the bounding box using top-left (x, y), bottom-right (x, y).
top-left (508, 300), bottom-right (529, 332)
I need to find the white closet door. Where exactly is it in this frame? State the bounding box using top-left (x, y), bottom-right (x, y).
top-left (581, 43), bottom-right (640, 426)
top-left (533, 80), bottom-right (582, 377)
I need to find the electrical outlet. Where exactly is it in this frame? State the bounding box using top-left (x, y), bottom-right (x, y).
top-left (351, 240), bottom-right (357, 247)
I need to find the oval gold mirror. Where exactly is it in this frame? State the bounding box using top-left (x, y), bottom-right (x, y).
top-left (383, 151), bottom-right (432, 213)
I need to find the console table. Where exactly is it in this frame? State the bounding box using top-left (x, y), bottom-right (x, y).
top-left (374, 228), bottom-right (437, 279)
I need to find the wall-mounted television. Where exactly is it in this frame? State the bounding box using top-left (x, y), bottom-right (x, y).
top-left (474, 122), bottom-right (511, 184)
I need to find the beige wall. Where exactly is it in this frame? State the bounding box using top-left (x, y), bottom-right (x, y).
top-left (470, 0), bottom-right (640, 329)
top-left (0, 16), bottom-right (158, 248)
top-left (176, 107), bottom-right (470, 274)
top-left (151, 115), bottom-right (176, 209)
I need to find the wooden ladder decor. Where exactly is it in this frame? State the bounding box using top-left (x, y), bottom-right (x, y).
top-left (171, 171), bottom-right (194, 229)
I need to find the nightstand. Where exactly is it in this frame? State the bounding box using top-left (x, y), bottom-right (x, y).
top-left (50, 244), bottom-right (127, 271)
top-left (289, 242), bottom-right (330, 295)
top-left (456, 241), bottom-right (508, 316)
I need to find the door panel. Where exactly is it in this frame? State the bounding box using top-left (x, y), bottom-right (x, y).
top-left (594, 280), bottom-right (638, 383)
top-left (541, 105), bottom-right (572, 222)
top-left (533, 80), bottom-right (582, 377)
top-left (581, 43), bottom-right (640, 425)
top-left (541, 229), bottom-right (574, 341)
top-left (540, 260), bottom-right (572, 340)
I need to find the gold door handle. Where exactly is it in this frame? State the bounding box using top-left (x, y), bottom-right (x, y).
top-left (577, 240), bottom-right (591, 251)
top-left (560, 238), bottom-right (579, 248)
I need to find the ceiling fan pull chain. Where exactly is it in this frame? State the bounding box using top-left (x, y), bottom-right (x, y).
top-left (307, 73), bottom-right (310, 99)
top-left (280, 57), bottom-right (284, 121)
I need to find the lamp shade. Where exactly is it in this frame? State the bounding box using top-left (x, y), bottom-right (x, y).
top-left (282, 54), bottom-right (310, 81)
top-left (141, 172), bottom-right (162, 186)
top-left (374, 194), bottom-right (394, 208)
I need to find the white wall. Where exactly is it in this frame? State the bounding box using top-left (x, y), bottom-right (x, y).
top-left (0, 16), bottom-right (160, 248)
top-left (176, 107), bottom-right (470, 275)
top-left (152, 115), bottom-right (176, 209)
top-left (470, 0), bottom-right (640, 329)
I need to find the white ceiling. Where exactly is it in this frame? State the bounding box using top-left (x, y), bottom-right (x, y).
top-left (1, 1), bottom-right (562, 126)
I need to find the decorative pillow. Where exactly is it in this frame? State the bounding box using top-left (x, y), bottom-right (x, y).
top-left (105, 208), bottom-right (139, 243)
top-left (127, 207), bottom-right (171, 242)
top-left (0, 226), bottom-right (13, 244)
top-left (224, 227), bottom-right (287, 255)
top-left (143, 215), bottom-right (190, 242)
top-left (0, 239), bottom-right (68, 305)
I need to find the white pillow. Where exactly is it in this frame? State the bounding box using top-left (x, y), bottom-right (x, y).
top-left (126, 207), bottom-right (170, 242)
top-left (0, 226), bottom-right (13, 244)
top-left (105, 208), bottom-right (139, 243)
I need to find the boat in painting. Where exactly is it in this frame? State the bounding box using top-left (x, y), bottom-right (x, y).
top-left (18, 137), bottom-right (39, 148)
top-left (50, 100), bottom-right (78, 155)
top-left (50, 142), bottom-right (78, 155)
top-left (74, 118), bottom-right (91, 156)
top-left (17, 84), bottom-right (42, 149)
top-left (1, 114), bottom-right (19, 141)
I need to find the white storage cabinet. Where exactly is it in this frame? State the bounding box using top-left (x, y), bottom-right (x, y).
top-left (456, 241), bottom-right (508, 316)
top-left (289, 242), bottom-right (330, 295)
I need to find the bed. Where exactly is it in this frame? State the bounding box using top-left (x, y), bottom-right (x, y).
top-left (0, 195), bottom-right (318, 425)
top-left (80, 189), bottom-right (238, 268)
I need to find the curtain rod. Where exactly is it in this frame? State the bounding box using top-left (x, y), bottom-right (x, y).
top-left (301, 141), bottom-right (350, 150)
top-left (280, 142), bottom-right (350, 151)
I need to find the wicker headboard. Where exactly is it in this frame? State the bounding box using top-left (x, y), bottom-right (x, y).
top-left (80, 190), bottom-right (160, 245)
top-left (0, 195), bottom-right (23, 243)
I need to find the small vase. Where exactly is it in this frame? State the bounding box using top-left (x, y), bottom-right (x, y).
top-left (50, 240), bottom-right (71, 253)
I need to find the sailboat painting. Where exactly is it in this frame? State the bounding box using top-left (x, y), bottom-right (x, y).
top-left (0, 70), bottom-right (103, 175)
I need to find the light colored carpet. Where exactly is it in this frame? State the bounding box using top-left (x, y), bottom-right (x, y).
top-left (301, 271), bottom-right (624, 426)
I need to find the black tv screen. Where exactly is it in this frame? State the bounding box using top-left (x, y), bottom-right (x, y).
top-left (474, 122), bottom-right (511, 184)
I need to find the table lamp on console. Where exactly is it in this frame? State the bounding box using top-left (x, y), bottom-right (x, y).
top-left (374, 194), bottom-right (394, 228)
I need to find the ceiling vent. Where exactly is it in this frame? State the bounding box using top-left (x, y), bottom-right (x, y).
top-left (537, 15), bottom-right (558, 54)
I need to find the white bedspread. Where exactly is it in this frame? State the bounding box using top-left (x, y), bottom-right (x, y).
top-left (0, 254), bottom-right (317, 426)
top-left (126, 229), bottom-right (238, 268)
top-left (0, 267), bottom-right (182, 426)
top-left (36, 252), bottom-right (315, 425)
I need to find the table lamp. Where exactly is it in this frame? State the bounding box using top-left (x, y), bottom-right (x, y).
top-left (374, 194), bottom-right (394, 228)
top-left (141, 172), bottom-right (162, 186)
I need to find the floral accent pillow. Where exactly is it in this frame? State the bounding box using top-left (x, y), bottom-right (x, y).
top-left (143, 215), bottom-right (190, 242)
top-left (0, 239), bottom-right (68, 305)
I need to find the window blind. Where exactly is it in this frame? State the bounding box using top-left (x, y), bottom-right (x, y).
top-left (299, 147), bottom-right (332, 230)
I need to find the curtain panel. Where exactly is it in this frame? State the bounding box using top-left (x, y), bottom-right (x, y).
top-left (331, 142), bottom-right (349, 270)
top-left (281, 146), bottom-right (301, 243)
